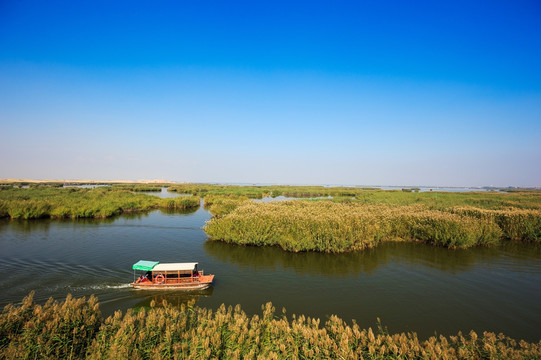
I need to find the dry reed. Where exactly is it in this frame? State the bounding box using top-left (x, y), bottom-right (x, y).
top-left (1, 293), bottom-right (539, 359)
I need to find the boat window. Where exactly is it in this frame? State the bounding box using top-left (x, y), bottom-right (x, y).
top-left (151, 271), bottom-right (193, 279)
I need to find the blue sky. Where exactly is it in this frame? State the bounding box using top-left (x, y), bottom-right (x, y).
top-left (1, 1), bottom-right (540, 186)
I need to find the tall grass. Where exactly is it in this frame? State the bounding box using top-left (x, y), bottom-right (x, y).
top-left (353, 190), bottom-right (541, 210)
top-left (449, 206), bottom-right (541, 242)
top-left (0, 188), bottom-right (199, 219)
top-left (111, 184), bottom-right (163, 192)
top-left (169, 183), bottom-right (382, 198)
top-left (169, 184), bottom-right (267, 198)
top-left (204, 201), bottom-right (539, 252)
top-left (0, 292), bottom-right (101, 359)
top-left (1, 293), bottom-right (539, 360)
top-left (161, 196), bottom-right (201, 210)
top-left (168, 184), bottom-right (541, 208)
top-left (203, 195), bottom-right (251, 216)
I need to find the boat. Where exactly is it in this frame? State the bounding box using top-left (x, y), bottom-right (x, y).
top-left (131, 260), bottom-right (215, 290)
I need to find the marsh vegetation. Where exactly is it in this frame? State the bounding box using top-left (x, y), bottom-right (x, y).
top-left (203, 189), bottom-right (541, 252)
top-left (1, 293), bottom-right (539, 360)
top-left (0, 187), bottom-right (199, 219)
top-left (2, 185), bottom-right (539, 251)
top-left (1, 185), bottom-right (540, 355)
top-left (168, 184), bottom-right (378, 198)
top-left (110, 184), bottom-right (163, 192)
top-left (203, 195), bottom-right (251, 216)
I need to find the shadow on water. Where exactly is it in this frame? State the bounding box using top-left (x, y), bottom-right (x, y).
top-left (157, 207), bottom-right (199, 215)
top-left (204, 240), bottom-right (541, 278)
top-left (0, 214), bottom-right (138, 234)
top-left (0, 207), bottom-right (199, 234)
top-left (130, 287), bottom-right (215, 313)
top-left (204, 240), bottom-right (387, 277)
top-left (202, 239), bottom-right (541, 341)
top-left (2, 208), bottom-right (541, 342)
top-left (0, 218), bottom-right (55, 234)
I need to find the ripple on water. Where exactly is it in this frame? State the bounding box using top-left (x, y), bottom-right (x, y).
top-left (0, 211), bottom-right (540, 342)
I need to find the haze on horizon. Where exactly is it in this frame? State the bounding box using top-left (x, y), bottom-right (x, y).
top-left (1, 1), bottom-right (540, 188)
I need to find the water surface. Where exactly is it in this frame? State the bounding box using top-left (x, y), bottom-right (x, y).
top-left (0, 207), bottom-right (540, 341)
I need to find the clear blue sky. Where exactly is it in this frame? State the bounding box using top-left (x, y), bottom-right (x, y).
top-left (1, 0), bottom-right (540, 187)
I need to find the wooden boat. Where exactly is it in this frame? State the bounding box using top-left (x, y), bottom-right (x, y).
top-left (131, 260), bottom-right (214, 290)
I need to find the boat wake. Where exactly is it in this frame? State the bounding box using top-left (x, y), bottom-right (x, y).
top-left (69, 283), bottom-right (132, 291)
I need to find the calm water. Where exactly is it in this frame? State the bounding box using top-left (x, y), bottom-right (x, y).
top-left (1, 204), bottom-right (540, 341)
top-left (376, 186), bottom-right (501, 192)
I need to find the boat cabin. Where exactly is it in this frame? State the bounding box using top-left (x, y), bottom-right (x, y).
top-left (152, 262), bottom-right (202, 283)
top-left (131, 260), bottom-right (213, 289)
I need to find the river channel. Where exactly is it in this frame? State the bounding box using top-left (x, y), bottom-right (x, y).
top-left (1, 196), bottom-right (540, 342)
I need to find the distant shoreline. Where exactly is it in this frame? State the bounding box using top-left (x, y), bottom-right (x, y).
top-left (0, 179), bottom-right (175, 184)
top-left (0, 179), bottom-right (539, 190)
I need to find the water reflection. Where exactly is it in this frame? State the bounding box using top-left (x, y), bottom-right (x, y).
top-left (130, 288), bottom-right (214, 312)
top-left (1, 208), bottom-right (540, 342)
top-left (204, 240), bottom-right (385, 277)
top-left (204, 240), bottom-right (541, 278)
top-left (135, 187), bottom-right (192, 198)
top-left (0, 218), bottom-right (55, 234)
top-left (157, 207), bottom-right (199, 215)
top-left (0, 208), bottom-right (199, 235)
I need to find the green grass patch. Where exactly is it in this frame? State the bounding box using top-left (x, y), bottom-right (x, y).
top-left (110, 184), bottom-right (163, 192)
top-left (204, 200), bottom-right (540, 252)
top-left (0, 187), bottom-right (199, 219)
top-left (168, 183), bottom-right (381, 198)
top-left (203, 195), bottom-right (251, 216)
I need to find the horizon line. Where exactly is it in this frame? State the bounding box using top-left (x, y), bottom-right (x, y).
top-left (1, 178), bottom-right (539, 189)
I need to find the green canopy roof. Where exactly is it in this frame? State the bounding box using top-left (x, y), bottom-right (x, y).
top-left (132, 260), bottom-right (159, 271)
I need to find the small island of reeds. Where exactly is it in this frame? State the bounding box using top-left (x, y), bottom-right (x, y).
top-left (2, 183), bottom-right (540, 251)
top-left (203, 188), bottom-right (541, 252)
top-left (1, 292), bottom-right (539, 360)
top-left (0, 187), bottom-right (199, 219)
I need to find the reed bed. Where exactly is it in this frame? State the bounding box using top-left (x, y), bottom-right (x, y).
top-left (168, 184), bottom-right (541, 207)
top-left (111, 184), bottom-right (163, 192)
top-left (448, 206), bottom-right (541, 242)
top-left (353, 190), bottom-right (541, 210)
top-left (0, 292), bottom-right (101, 359)
top-left (160, 196), bottom-right (201, 210)
top-left (204, 201), bottom-right (540, 252)
top-left (0, 188), bottom-right (199, 219)
top-left (203, 195), bottom-right (251, 217)
top-left (169, 184), bottom-right (267, 199)
top-left (168, 184), bottom-right (382, 199)
top-left (1, 293), bottom-right (539, 360)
